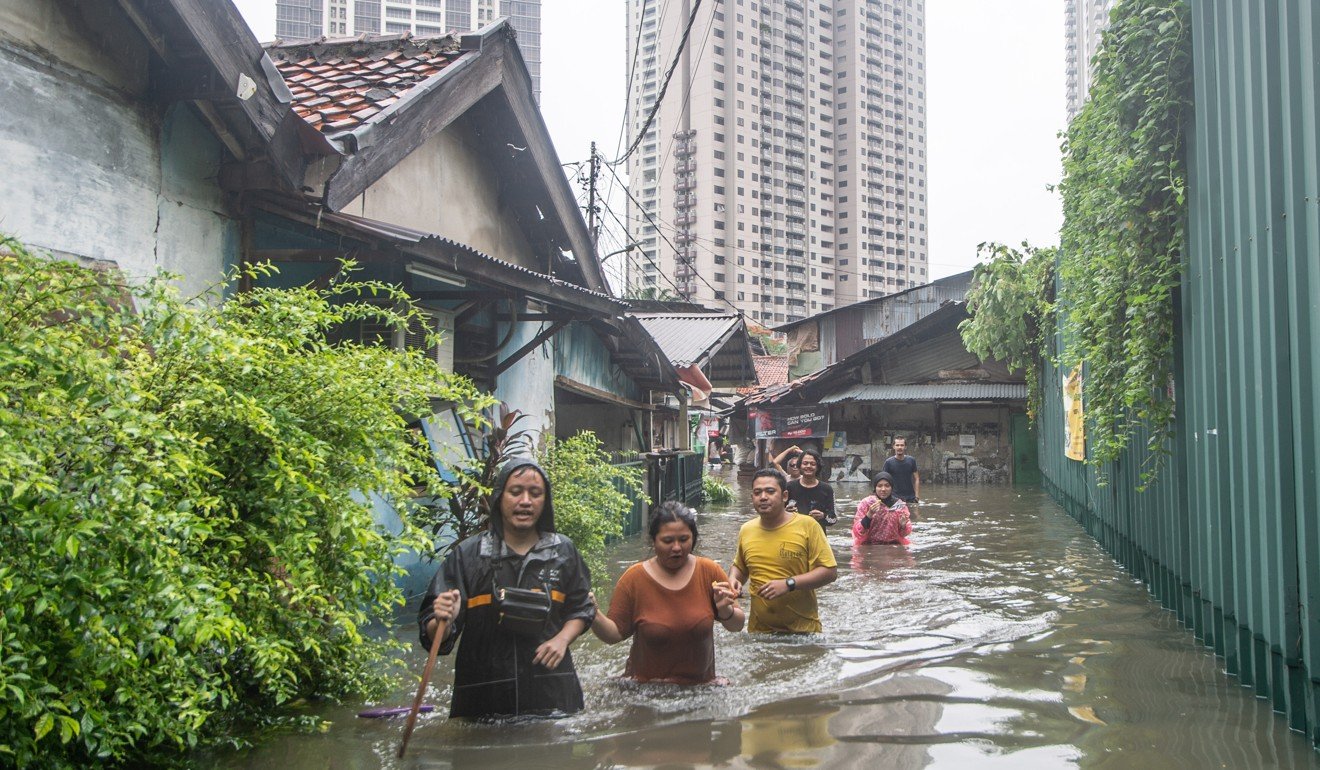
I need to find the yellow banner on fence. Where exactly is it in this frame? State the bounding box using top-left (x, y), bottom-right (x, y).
top-left (1063, 365), bottom-right (1085, 461)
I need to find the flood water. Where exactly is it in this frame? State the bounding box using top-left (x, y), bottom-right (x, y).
top-left (216, 473), bottom-right (1320, 769)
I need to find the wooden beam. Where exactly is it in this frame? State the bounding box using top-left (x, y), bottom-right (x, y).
top-left (151, 0), bottom-right (309, 191)
top-left (496, 41), bottom-right (607, 293)
top-left (554, 375), bottom-right (654, 411)
top-left (492, 320), bottom-right (568, 378)
top-left (411, 290), bottom-right (512, 301)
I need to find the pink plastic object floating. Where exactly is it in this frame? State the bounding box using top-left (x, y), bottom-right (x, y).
top-left (358, 705), bottom-right (435, 719)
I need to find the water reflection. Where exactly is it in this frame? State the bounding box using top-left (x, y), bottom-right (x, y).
top-left (212, 475), bottom-right (1320, 769)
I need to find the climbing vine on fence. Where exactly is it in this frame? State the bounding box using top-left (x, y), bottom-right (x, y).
top-left (961, 0), bottom-right (1192, 481)
top-left (1058, 0), bottom-right (1192, 474)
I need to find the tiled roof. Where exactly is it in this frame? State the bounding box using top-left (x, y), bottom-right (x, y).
top-left (820, 383), bottom-right (1028, 404)
top-left (267, 35), bottom-right (466, 135)
top-left (753, 356), bottom-right (790, 387)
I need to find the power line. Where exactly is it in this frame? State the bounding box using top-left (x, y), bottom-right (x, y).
top-left (612, 0), bottom-right (704, 166)
top-left (601, 152), bottom-right (747, 319)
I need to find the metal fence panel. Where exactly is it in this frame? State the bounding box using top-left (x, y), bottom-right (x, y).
top-left (1039, 0), bottom-right (1320, 745)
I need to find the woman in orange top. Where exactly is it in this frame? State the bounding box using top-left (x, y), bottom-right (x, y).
top-left (591, 502), bottom-right (745, 684)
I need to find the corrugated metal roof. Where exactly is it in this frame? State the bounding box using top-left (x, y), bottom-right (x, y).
top-left (820, 383), bottom-right (1027, 403)
top-left (631, 314), bottom-right (742, 367)
top-left (250, 196), bottom-right (626, 308)
top-left (774, 271), bottom-right (974, 334)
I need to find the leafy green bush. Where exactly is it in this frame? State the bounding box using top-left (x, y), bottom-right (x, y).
top-left (539, 432), bottom-right (644, 584)
top-left (0, 238), bottom-right (490, 767)
top-left (701, 475), bottom-right (734, 504)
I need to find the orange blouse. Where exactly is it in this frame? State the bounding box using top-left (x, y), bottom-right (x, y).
top-left (607, 556), bottom-right (730, 684)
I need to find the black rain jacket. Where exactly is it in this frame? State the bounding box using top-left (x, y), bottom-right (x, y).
top-left (418, 459), bottom-right (595, 720)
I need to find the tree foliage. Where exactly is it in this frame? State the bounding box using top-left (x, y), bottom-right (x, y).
top-left (959, 0), bottom-right (1192, 481)
top-left (539, 432), bottom-right (644, 585)
top-left (960, 242), bottom-right (1056, 421)
top-left (0, 238), bottom-right (490, 767)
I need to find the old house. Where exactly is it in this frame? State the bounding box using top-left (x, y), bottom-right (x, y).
top-left (245, 24), bottom-right (683, 451)
top-left (743, 302), bottom-right (1032, 486)
top-left (0, 0), bottom-right (313, 296)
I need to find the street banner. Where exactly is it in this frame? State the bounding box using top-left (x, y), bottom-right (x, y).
top-left (749, 406), bottom-right (830, 439)
top-left (1063, 364), bottom-right (1085, 461)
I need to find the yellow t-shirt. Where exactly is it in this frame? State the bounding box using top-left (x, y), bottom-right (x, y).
top-left (732, 513), bottom-right (837, 633)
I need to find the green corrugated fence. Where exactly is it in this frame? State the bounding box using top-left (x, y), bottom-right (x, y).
top-left (1041, 0), bottom-right (1320, 747)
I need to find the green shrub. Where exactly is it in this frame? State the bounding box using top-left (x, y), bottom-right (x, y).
top-left (702, 475), bottom-right (734, 504)
top-left (0, 238), bottom-right (490, 767)
top-left (539, 432), bottom-right (644, 585)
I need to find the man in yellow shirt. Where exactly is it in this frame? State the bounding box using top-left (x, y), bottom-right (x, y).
top-left (729, 468), bottom-right (838, 633)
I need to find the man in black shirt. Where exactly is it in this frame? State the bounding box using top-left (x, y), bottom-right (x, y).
top-left (882, 437), bottom-right (920, 518)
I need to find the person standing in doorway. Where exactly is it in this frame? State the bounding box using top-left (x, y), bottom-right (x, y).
top-left (882, 437), bottom-right (921, 518)
top-left (728, 469), bottom-right (838, 633)
top-left (787, 449), bottom-right (837, 529)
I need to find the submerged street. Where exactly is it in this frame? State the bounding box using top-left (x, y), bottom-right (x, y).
top-left (217, 473), bottom-right (1320, 769)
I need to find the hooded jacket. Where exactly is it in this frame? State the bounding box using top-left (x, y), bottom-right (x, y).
top-left (418, 458), bottom-right (596, 719)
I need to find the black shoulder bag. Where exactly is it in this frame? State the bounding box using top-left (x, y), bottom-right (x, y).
top-left (490, 556), bottom-right (552, 637)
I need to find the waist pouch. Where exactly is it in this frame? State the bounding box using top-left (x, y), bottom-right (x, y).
top-left (493, 585), bottom-right (552, 636)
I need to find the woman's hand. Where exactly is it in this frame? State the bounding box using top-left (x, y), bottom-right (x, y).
top-left (712, 581), bottom-right (737, 615)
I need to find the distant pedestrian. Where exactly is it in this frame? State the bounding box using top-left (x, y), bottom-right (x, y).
top-left (728, 468), bottom-right (838, 633)
top-left (771, 445), bottom-right (803, 480)
top-left (787, 449), bottom-right (837, 529)
top-left (590, 502), bottom-right (744, 684)
top-left (882, 437), bottom-right (920, 517)
top-left (852, 472), bottom-right (911, 546)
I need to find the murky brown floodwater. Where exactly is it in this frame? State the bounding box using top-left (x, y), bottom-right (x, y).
top-left (215, 472), bottom-right (1320, 769)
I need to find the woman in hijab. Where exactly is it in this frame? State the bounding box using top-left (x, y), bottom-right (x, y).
top-left (851, 471), bottom-right (912, 546)
top-left (419, 457), bottom-right (596, 720)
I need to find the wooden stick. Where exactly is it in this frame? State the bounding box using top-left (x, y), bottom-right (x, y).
top-left (397, 618), bottom-right (448, 759)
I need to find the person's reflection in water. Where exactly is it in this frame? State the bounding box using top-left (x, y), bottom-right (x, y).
top-left (740, 704), bottom-right (839, 766)
top-left (594, 721), bottom-right (743, 767)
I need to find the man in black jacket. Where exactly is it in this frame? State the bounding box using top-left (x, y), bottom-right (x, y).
top-left (419, 458), bottom-right (595, 720)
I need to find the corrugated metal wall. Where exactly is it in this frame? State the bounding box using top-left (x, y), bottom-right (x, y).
top-left (1040, 1), bottom-right (1320, 746)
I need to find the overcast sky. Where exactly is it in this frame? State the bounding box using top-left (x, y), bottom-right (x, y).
top-left (233, 0), bottom-right (1065, 279)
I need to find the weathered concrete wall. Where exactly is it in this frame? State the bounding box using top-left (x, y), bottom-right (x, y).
top-left (820, 402), bottom-right (1020, 485)
top-left (347, 121), bottom-right (541, 271)
top-left (0, 2), bottom-right (237, 297)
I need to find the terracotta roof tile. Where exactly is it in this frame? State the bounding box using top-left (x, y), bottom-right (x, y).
top-left (267, 34), bottom-right (465, 137)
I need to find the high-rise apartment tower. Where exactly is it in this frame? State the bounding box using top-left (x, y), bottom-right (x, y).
top-left (1064, 0), bottom-right (1115, 120)
top-left (624, 0), bottom-right (928, 325)
top-left (275, 0), bottom-right (540, 100)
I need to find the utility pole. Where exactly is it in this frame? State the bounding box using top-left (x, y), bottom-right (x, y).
top-left (586, 142), bottom-right (599, 248)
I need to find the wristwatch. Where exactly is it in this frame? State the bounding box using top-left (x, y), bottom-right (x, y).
top-left (785, 577), bottom-right (797, 592)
